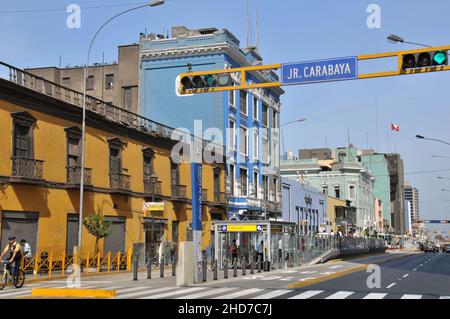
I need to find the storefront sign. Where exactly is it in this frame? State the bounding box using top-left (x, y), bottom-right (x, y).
top-left (219, 224), bottom-right (263, 233)
top-left (143, 202), bottom-right (165, 212)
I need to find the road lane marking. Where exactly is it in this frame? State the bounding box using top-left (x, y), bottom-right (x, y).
top-left (299, 271), bottom-right (317, 274)
top-left (412, 268), bottom-right (417, 271)
top-left (178, 288), bottom-right (237, 299)
top-left (252, 289), bottom-right (291, 299)
top-left (261, 276), bottom-right (283, 281)
top-left (116, 286), bottom-right (176, 299)
top-left (402, 274), bottom-right (409, 278)
top-left (363, 293), bottom-right (387, 299)
top-left (325, 291), bottom-right (354, 299)
top-left (115, 286), bottom-right (153, 294)
top-left (279, 277), bottom-right (295, 281)
top-left (142, 287), bottom-right (207, 299)
top-left (328, 266), bottom-right (343, 269)
top-left (401, 294), bottom-right (422, 299)
top-left (386, 283), bottom-right (396, 289)
top-left (419, 264), bottom-right (423, 267)
top-left (440, 296), bottom-right (450, 299)
top-left (213, 288), bottom-right (263, 299)
top-left (289, 290), bottom-right (324, 299)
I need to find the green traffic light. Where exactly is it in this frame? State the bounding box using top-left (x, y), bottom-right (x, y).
top-left (433, 51), bottom-right (447, 65)
top-left (204, 74), bottom-right (216, 86)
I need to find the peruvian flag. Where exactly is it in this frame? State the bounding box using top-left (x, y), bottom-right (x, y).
top-left (391, 123), bottom-right (400, 132)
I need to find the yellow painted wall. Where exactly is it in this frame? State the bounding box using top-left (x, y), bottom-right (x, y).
top-left (0, 98), bottom-right (225, 256)
top-left (326, 196), bottom-right (347, 232)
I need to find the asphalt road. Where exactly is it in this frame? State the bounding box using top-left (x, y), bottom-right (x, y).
top-left (297, 252), bottom-right (450, 299)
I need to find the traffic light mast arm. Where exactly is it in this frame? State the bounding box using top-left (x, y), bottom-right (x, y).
top-left (179, 45), bottom-right (450, 94)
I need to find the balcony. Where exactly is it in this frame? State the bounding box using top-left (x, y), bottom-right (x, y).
top-left (171, 185), bottom-right (187, 200)
top-left (214, 192), bottom-right (227, 205)
top-left (11, 157), bottom-right (44, 180)
top-left (110, 173), bottom-right (131, 192)
top-left (66, 166), bottom-right (92, 186)
top-left (143, 179), bottom-right (162, 196)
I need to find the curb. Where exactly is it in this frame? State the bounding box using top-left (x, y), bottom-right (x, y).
top-left (287, 251), bottom-right (418, 289)
top-left (31, 288), bottom-right (116, 298)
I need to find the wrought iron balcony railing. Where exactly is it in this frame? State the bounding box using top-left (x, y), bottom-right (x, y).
top-left (11, 157), bottom-right (44, 179)
top-left (110, 173), bottom-right (131, 191)
top-left (67, 166), bottom-right (92, 185)
top-left (171, 185), bottom-right (187, 199)
top-left (143, 179), bottom-right (162, 196)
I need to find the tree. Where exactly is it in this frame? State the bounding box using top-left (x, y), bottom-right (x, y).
top-left (83, 214), bottom-right (112, 255)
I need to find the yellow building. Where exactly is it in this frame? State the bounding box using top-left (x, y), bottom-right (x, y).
top-left (326, 196), bottom-right (356, 234)
top-left (0, 65), bottom-right (227, 257)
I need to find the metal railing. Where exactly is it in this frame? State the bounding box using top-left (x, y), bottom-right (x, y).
top-left (67, 166), bottom-right (92, 185)
top-left (143, 179), bottom-right (162, 195)
top-left (11, 157), bottom-right (44, 179)
top-left (110, 173), bottom-right (131, 191)
top-left (171, 185), bottom-right (187, 198)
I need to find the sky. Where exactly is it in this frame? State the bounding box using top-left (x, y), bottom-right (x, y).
top-left (0, 0), bottom-right (450, 225)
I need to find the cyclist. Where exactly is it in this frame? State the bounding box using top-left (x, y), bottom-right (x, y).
top-left (0, 235), bottom-right (23, 282)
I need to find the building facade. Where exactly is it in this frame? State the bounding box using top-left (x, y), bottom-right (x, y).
top-left (281, 146), bottom-right (376, 235)
top-left (404, 183), bottom-right (420, 222)
top-left (281, 177), bottom-right (327, 235)
top-left (374, 198), bottom-right (384, 233)
top-left (139, 26), bottom-right (284, 221)
top-left (361, 151), bottom-right (392, 230)
top-left (26, 44), bottom-right (140, 114)
top-left (327, 196), bottom-right (357, 235)
top-left (0, 63), bottom-right (226, 256)
top-left (385, 154), bottom-right (406, 235)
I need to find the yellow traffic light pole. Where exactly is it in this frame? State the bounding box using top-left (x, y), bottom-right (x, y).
top-left (179, 45), bottom-right (450, 95)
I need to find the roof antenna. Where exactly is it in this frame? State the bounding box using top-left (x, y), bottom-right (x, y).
top-left (246, 0), bottom-right (250, 47)
top-left (256, 10), bottom-right (260, 51)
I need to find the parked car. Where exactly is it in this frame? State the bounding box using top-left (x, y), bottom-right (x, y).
top-left (444, 244), bottom-right (450, 253)
top-left (424, 244), bottom-right (437, 253)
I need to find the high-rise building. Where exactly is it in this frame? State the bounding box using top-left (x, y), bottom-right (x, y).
top-left (139, 26), bottom-right (284, 220)
top-left (385, 154), bottom-right (406, 235)
top-left (404, 182), bottom-right (420, 235)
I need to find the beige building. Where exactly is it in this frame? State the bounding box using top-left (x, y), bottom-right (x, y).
top-left (26, 44), bottom-right (140, 114)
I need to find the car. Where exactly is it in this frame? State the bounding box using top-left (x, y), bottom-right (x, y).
top-left (424, 244), bottom-right (437, 253)
top-left (444, 244), bottom-right (450, 253)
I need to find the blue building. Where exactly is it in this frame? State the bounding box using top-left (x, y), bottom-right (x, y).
top-left (139, 26), bottom-right (284, 220)
top-left (281, 177), bottom-right (327, 234)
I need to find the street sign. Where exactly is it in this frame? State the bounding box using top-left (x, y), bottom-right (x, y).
top-left (281, 56), bottom-right (358, 85)
top-left (143, 202), bottom-right (165, 212)
top-left (218, 224), bottom-right (264, 233)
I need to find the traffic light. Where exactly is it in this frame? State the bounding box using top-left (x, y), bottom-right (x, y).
top-left (401, 50), bottom-right (448, 70)
top-left (180, 72), bottom-right (233, 91)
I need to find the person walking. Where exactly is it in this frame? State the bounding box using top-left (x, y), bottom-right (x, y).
top-left (230, 239), bottom-right (238, 265)
top-left (257, 240), bottom-right (264, 265)
top-left (20, 239), bottom-right (32, 258)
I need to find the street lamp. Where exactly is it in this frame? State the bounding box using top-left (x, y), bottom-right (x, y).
top-left (78, 0), bottom-right (165, 254)
top-left (416, 135), bottom-right (450, 147)
top-left (432, 155), bottom-right (450, 160)
top-left (442, 189), bottom-right (450, 192)
top-left (387, 34), bottom-right (433, 48)
top-left (280, 118), bottom-right (306, 160)
top-left (438, 177), bottom-right (450, 181)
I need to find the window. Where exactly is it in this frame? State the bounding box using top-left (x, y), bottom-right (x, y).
top-left (67, 137), bottom-right (80, 167)
top-left (13, 125), bottom-right (32, 158)
top-left (322, 185), bottom-right (328, 195)
top-left (239, 91), bottom-right (247, 115)
top-left (262, 137), bottom-right (269, 163)
top-left (263, 175), bottom-right (269, 200)
top-left (86, 75), bottom-right (94, 91)
top-left (143, 149), bottom-right (155, 179)
top-left (262, 103), bottom-right (269, 127)
top-left (349, 185), bottom-right (356, 199)
top-left (272, 177), bottom-right (278, 201)
top-left (170, 161), bottom-right (180, 186)
top-left (240, 168), bottom-right (248, 196)
top-left (229, 119), bottom-right (235, 150)
top-left (239, 126), bottom-right (248, 155)
top-left (253, 96), bottom-right (258, 120)
top-left (122, 87), bottom-right (133, 111)
top-left (213, 168), bottom-right (221, 194)
top-left (253, 129), bottom-right (259, 160)
top-left (253, 172), bottom-right (258, 198)
top-left (228, 86), bottom-right (235, 107)
top-left (334, 186), bottom-right (341, 199)
top-left (62, 77), bottom-right (71, 87)
top-left (229, 164), bottom-right (235, 196)
top-left (272, 111), bottom-right (278, 129)
top-left (109, 147), bottom-right (122, 175)
top-left (105, 74), bottom-right (114, 90)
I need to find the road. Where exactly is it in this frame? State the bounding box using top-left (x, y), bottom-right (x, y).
top-left (1, 251), bottom-right (449, 299)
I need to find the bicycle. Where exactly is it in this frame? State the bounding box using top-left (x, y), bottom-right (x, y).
top-left (0, 260), bottom-right (25, 289)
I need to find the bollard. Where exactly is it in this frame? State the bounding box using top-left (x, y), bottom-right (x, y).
top-left (250, 256), bottom-right (254, 275)
top-left (160, 254), bottom-right (164, 278)
top-left (257, 256), bottom-right (262, 273)
top-left (242, 256), bottom-right (246, 276)
top-left (233, 258), bottom-right (238, 277)
top-left (213, 259), bottom-right (218, 280)
top-left (202, 259), bottom-right (207, 283)
top-left (224, 258), bottom-right (228, 279)
top-left (172, 255), bottom-right (176, 277)
top-left (147, 254), bottom-right (151, 279)
top-left (133, 255), bottom-right (138, 281)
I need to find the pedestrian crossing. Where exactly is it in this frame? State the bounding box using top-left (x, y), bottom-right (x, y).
top-left (0, 282), bottom-right (449, 300)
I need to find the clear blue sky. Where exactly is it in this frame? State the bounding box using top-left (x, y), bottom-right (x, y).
top-left (1, 0), bottom-right (450, 222)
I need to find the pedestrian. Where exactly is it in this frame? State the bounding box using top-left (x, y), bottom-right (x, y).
top-left (330, 230), bottom-right (335, 236)
top-left (20, 239), bottom-right (32, 258)
top-left (257, 240), bottom-right (264, 264)
top-left (230, 239), bottom-right (238, 265)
